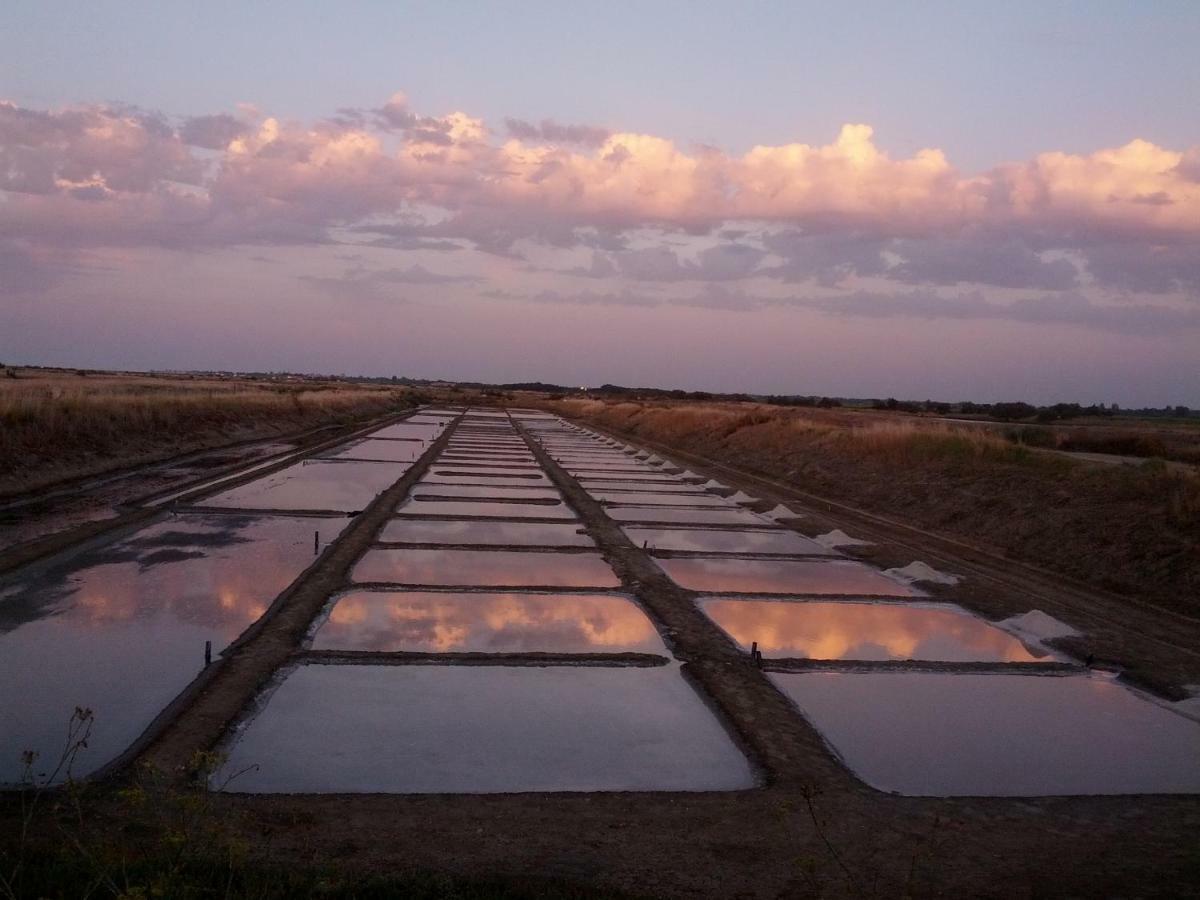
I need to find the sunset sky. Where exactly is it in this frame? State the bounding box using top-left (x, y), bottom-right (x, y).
top-left (3, 1), bottom-right (1198, 405)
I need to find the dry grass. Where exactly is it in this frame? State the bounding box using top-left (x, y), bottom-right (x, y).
top-left (0, 369), bottom-right (418, 496)
top-left (547, 397), bottom-right (1200, 616)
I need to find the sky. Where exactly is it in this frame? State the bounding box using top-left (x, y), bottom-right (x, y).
top-left (2, 0), bottom-right (1199, 405)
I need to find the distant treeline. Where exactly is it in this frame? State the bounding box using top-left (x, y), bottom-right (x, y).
top-left (20, 366), bottom-right (1192, 422)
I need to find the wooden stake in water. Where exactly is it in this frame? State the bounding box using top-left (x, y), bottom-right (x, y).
top-left (314, 530), bottom-right (319, 555)
top-left (204, 640), bottom-right (212, 666)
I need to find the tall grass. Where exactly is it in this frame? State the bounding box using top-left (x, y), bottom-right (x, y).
top-left (0, 372), bottom-right (416, 494)
top-left (546, 396), bottom-right (1200, 615)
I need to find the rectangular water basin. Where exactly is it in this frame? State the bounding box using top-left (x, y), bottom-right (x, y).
top-left (625, 527), bottom-right (834, 555)
top-left (424, 472), bottom-right (551, 487)
top-left (377, 519), bottom-right (593, 547)
top-left (701, 599), bottom-right (1047, 661)
top-left (411, 483), bottom-right (561, 500)
top-left (592, 492), bottom-right (731, 507)
top-left (369, 423), bottom-right (442, 441)
top-left (770, 671), bottom-right (1200, 795)
top-left (353, 548), bottom-right (618, 587)
top-left (322, 439), bottom-right (426, 463)
top-left (0, 513), bottom-right (346, 784)
top-left (213, 663), bottom-right (754, 793)
top-left (607, 507), bottom-right (774, 526)
top-left (658, 557), bottom-right (915, 596)
top-left (395, 499), bottom-right (575, 519)
top-left (311, 590), bottom-right (665, 654)
top-left (202, 460), bottom-right (404, 512)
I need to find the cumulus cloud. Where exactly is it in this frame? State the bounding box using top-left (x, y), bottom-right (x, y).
top-left (2, 94), bottom-right (1199, 303)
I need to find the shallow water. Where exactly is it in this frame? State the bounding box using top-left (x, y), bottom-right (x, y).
top-left (377, 519), bottom-right (594, 547)
top-left (213, 663), bottom-right (754, 793)
top-left (311, 590), bottom-right (665, 654)
top-left (771, 671), bottom-right (1200, 795)
top-left (321, 439), bottom-right (426, 463)
top-left (352, 548), bottom-right (620, 587)
top-left (606, 507), bottom-right (773, 526)
top-left (701, 599), bottom-right (1044, 661)
top-left (411, 483), bottom-right (561, 500)
top-left (368, 423), bottom-right (443, 441)
top-left (0, 513), bottom-right (345, 784)
top-left (591, 492), bottom-right (732, 507)
top-left (658, 558), bottom-right (916, 595)
top-left (624, 527), bottom-right (834, 555)
top-left (395, 499), bottom-right (576, 519)
top-left (201, 460), bottom-right (404, 512)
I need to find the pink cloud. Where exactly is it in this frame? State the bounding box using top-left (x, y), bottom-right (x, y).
top-left (2, 95), bottom-right (1198, 292)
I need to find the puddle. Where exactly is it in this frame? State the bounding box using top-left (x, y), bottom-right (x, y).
top-left (657, 558), bottom-right (917, 596)
top-left (412, 484), bottom-right (561, 500)
top-left (625, 527), bottom-right (835, 555)
top-left (0, 514), bottom-right (345, 784)
top-left (201, 460), bottom-right (404, 512)
top-left (591, 492), bottom-right (732, 507)
top-left (322, 439), bottom-right (426, 463)
top-left (606, 507), bottom-right (773, 526)
top-left (701, 599), bottom-right (1046, 661)
top-left (395, 499), bottom-right (576, 519)
top-left (311, 590), bottom-right (665, 654)
top-left (771, 671), bottom-right (1200, 795)
top-left (352, 549), bottom-right (619, 587)
top-left (213, 663), bottom-right (754, 793)
top-left (377, 520), bottom-right (594, 547)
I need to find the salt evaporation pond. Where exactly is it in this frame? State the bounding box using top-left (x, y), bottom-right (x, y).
top-left (771, 671), bottom-right (1200, 795)
top-left (395, 499), bottom-right (576, 519)
top-left (310, 590), bottom-right (667, 654)
top-left (321, 439), bottom-right (426, 463)
top-left (376, 519), bottom-right (594, 547)
top-left (701, 599), bottom-right (1046, 662)
top-left (0, 514), bottom-right (345, 784)
top-left (352, 548), bottom-right (620, 588)
top-left (201, 460), bottom-right (405, 512)
top-left (657, 557), bottom-right (916, 596)
top-left (214, 664), bottom-right (755, 793)
top-left (626, 527), bottom-right (834, 555)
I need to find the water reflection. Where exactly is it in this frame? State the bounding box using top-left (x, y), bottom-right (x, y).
top-left (0, 513), bottom-right (346, 783)
top-left (203, 460), bottom-right (405, 512)
top-left (312, 591), bottom-right (664, 653)
top-left (323, 439), bottom-right (426, 463)
top-left (395, 499), bottom-right (576, 519)
top-left (213, 664), bottom-right (755, 793)
top-left (659, 558), bottom-right (916, 595)
top-left (607, 507), bottom-right (772, 526)
top-left (378, 519), bottom-right (594, 546)
top-left (701, 599), bottom-right (1042, 661)
top-left (626, 527), bottom-right (833, 555)
top-left (771, 672), bottom-right (1200, 795)
top-left (352, 549), bottom-right (620, 587)
top-left (412, 483), bottom-right (561, 500)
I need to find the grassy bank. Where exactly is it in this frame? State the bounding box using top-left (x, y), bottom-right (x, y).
top-left (547, 399), bottom-right (1200, 617)
top-left (0, 369), bottom-right (422, 497)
